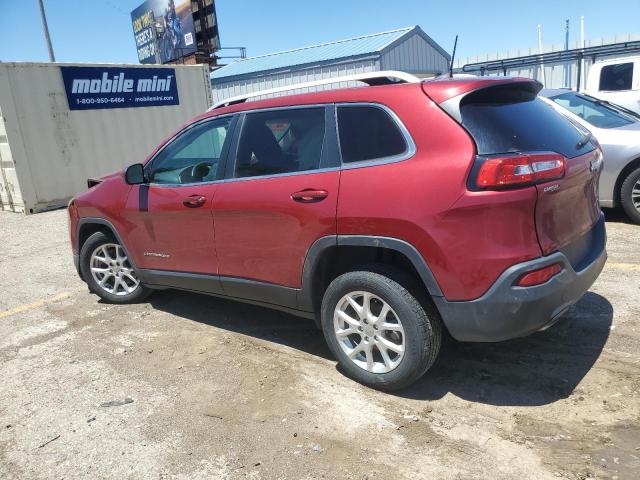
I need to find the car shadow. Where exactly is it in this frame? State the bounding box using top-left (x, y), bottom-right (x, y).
top-left (149, 290), bottom-right (332, 360)
top-left (397, 291), bottom-right (613, 405)
top-left (149, 290), bottom-right (612, 407)
top-left (602, 207), bottom-right (634, 225)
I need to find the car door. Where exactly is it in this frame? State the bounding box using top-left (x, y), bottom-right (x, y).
top-left (122, 115), bottom-right (235, 276)
top-left (213, 105), bottom-right (339, 303)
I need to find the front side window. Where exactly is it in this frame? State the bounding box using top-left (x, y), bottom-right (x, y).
top-left (337, 105), bottom-right (408, 163)
top-left (147, 117), bottom-right (232, 184)
top-left (599, 63), bottom-right (633, 91)
top-left (551, 92), bottom-right (634, 129)
top-left (234, 107), bottom-right (325, 178)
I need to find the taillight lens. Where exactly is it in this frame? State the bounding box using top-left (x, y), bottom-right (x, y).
top-left (473, 152), bottom-right (566, 190)
top-left (515, 263), bottom-right (562, 287)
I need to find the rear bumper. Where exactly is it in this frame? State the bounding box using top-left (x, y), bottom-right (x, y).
top-left (435, 214), bottom-right (607, 342)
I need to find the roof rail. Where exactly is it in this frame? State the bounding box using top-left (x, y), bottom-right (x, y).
top-left (208, 70), bottom-right (421, 110)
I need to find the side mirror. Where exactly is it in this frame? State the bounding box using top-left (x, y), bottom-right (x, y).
top-left (125, 163), bottom-right (146, 185)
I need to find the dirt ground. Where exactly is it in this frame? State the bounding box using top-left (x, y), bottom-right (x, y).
top-left (0, 208), bottom-right (638, 480)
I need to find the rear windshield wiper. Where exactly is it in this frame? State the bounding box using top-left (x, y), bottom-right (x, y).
top-left (576, 131), bottom-right (593, 149)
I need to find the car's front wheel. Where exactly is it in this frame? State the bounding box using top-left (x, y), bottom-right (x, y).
top-left (321, 268), bottom-right (441, 391)
top-left (80, 231), bottom-right (151, 303)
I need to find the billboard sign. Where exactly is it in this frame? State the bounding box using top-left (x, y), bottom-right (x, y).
top-left (131, 0), bottom-right (197, 64)
top-left (131, 5), bottom-right (157, 63)
top-left (60, 66), bottom-right (180, 110)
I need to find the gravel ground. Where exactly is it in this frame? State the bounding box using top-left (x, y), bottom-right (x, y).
top-left (0, 208), bottom-right (638, 480)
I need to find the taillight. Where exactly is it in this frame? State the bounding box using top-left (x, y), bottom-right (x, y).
top-left (472, 152), bottom-right (566, 190)
top-left (515, 263), bottom-right (562, 287)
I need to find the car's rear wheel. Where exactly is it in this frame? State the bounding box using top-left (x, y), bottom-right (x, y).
top-left (80, 231), bottom-right (151, 303)
top-left (620, 166), bottom-right (640, 224)
top-left (321, 268), bottom-right (441, 391)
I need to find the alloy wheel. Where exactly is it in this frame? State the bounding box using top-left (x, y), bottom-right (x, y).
top-left (633, 178), bottom-right (640, 212)
top-left (89, 243), bottom-right (140, 296)
top-left (333, 291), bottom-right (405, 374)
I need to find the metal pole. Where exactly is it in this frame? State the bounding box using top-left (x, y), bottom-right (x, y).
top-left (576, 54), bottom-right (582, 91)
top-left (37, 0), bottom-right (56, 62)
top-left (537, 25), bottom-right (546, 86)
top-left (580, 16), bottom-right (585, 90)
top-left (564, 19), bottom-right (570, 88)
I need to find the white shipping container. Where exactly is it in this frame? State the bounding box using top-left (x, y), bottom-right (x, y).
top-left (0, 62), bottom-right (212, 214)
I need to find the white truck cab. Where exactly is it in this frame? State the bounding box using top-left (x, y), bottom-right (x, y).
top-left (585, 56), bottom-right (640, 114)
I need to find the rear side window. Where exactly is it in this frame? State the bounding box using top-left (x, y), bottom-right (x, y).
top-left (235, 107), bottom-right (325, 178)
top-left (337, 105), bottom-right (407, 163)
top-left (460, 85), bottom-right (593, 158)
top-left (599, 63), bottom-right (633, 91)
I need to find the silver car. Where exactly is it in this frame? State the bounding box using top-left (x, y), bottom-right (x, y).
top-left (540, 89), bottom-right (640, 224)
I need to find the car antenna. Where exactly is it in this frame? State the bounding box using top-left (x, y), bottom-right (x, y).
top-left (449, 35), bottom-right (458, 78)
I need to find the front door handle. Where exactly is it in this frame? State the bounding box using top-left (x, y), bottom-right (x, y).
top-left (291, 189), bottom-right (329, 203)
top-left (183, 194), bottom-right (206, 208)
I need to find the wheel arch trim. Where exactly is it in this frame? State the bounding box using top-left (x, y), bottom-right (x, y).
top-left (614, 155), bottom-right (640, 206)
top-left (77, 217), bottom-right (138, 270)
top-left (297, 235), bottom-right (444, 312)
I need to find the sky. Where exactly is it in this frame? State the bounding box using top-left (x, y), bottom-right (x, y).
top-left (1, 0), bottom-right (639, 65)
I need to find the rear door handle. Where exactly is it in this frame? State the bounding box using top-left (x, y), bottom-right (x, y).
top-left (183, 194), bottom-right (206, 208)
top-left (291, 189), bottom-right (329, 203)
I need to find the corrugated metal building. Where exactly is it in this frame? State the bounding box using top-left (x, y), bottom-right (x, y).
top-left (454, 33), bottom-right (640, 89)
top-left (211, 26), bottom-right (450, 103)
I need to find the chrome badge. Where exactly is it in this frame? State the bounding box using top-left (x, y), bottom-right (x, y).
top-left (144, 252), bottom-right (170, 259)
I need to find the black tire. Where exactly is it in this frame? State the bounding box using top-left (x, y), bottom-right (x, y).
top-left (620, 166), bottom-right (640, 224)
top-left (80, 231), bottom-right (151, 304)
top-left (320, 267), bottom-right (441, 391)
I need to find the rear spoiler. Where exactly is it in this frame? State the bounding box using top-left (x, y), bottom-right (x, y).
top-left (423, 78), bottom-right (542, 123)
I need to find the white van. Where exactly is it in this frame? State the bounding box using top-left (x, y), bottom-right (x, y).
top-left (585, 56), bottom-right (640, 114)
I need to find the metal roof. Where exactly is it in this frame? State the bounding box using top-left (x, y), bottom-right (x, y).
top-left (212, 26), bottom-right (448, 82)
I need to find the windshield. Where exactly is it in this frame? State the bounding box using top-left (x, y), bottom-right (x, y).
top-left (550, 92), bottom-right (636, 129)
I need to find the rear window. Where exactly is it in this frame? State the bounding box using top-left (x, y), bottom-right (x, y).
top-left (599, 63), bottom-right (633, 91)
top-left (337, 106), bottom-right (407, 163)
top-left (460, 85), bottom-right (594, 158)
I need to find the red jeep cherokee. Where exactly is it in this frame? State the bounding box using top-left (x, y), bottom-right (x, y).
top-left (68, 75), bottom-right (606, 390)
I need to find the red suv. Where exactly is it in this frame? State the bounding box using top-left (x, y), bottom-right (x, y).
top-left (68, 75), bottom-right (606, 390)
